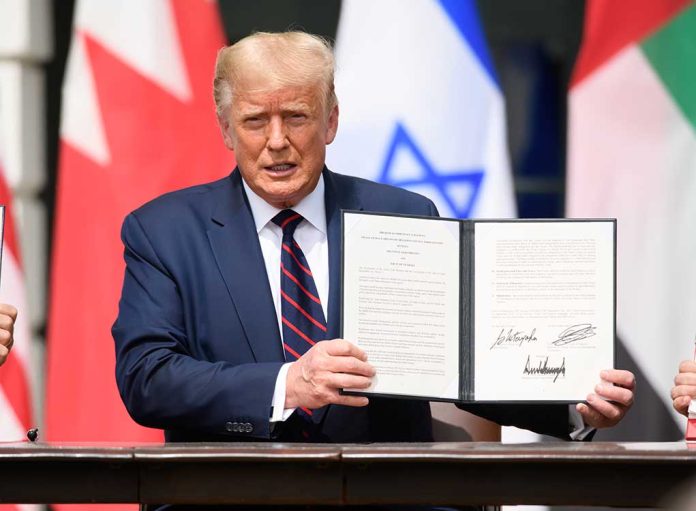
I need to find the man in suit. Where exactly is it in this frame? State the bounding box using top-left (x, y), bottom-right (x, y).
top-left (0, 303), bottom-right (17, 367)
top-left (112, 31), bottom-right (634, 445)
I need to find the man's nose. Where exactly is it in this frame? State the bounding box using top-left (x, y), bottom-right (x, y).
top-left (266, 117), bottom-right (289, 151)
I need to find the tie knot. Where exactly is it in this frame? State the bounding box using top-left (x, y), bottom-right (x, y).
top-left (272, 209), bottom-right (304, 236)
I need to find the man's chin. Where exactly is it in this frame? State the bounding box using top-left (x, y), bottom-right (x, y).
top-left (250, 173), bottom-right (321, 209)
top-left (261, 188), bottom-right (305, 209)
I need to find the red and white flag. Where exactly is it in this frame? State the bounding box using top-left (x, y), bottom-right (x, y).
top-left (46, 0), bottom-right (231, 483)
top-left (0, 139), bottom-right (35, 511)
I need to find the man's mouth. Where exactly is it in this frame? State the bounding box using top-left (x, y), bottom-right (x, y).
top-left (265, 163), bottom-right (296, 173)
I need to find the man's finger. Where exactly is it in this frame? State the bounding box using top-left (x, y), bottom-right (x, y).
top-left (328, 373), bottom-right (372, 391)
top-left (675, 373), bottom-right (696, 386)
top-left (586, 393), bottom-right (624, 422)
top-left (671, 385), bottom-right (696, 400)
top-left (0, 328), bottom-right (11, 347)
top-left (594, 384), bottom-right (633, 406)
top-left (333, 394), bottom-right (369, 407)
top-left (674, 395), bottom-right (691, 415)
top-left (576, 402), bottom-right (605, 428)
top-left (679, 360), bottom-right (696, 372)
top-left (323, 339), bottom-right (367, 360)
top-left (600, 369), bottom-right (635, 389)
top-left (326, 355), bottom-right (375, 377)
top-left (0, 314), bottom-right (14, 334)
top-left (0, 304), bottom-right (18, 322)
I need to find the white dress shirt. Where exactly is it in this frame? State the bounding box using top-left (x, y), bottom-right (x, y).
top-left (242, 176), bottom-right (328, 422)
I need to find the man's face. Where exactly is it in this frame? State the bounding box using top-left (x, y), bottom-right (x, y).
top-left (218, 82), bottom-right (338, 209)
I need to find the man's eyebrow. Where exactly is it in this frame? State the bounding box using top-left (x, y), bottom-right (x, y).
top-left (237, 107), bottom-right (266, 117)
top-left (235, 100), bottom-right (315, 118)
top-left (281, 102), bottom-right (313, 112)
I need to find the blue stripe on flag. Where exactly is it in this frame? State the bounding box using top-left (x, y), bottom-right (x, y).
top-left (437, 0), bottom-right (499, 86)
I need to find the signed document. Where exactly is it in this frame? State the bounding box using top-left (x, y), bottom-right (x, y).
top-left (342, 211), bottom-right (615, 403)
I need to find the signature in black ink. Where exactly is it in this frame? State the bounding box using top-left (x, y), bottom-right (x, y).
top-left (523, 355), bottom-right (566, 382)
top-left (552, 323), bottom-right (597, 346)
top-left (490, 328), bottom-right (538, 350)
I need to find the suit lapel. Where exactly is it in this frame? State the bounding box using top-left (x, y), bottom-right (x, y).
top-left (324, 169), bottom-right (363, 342)
top-left (206, 169), bottom-right (363, 428)
top-left (207, 170), bottom-right (284, 363)
top-left (318, 169), bottom-right (364, 427)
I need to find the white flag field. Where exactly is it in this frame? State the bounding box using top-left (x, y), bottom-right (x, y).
top-left (328, 0), bottom-right (514, 220)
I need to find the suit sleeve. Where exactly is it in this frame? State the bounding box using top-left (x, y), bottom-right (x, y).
top-left (112, 213), bottom-right (283, 439)
top-left (427, 199), bottom-right (439, 217)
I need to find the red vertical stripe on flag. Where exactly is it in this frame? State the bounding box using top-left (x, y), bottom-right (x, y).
top-left (46, 0), bottom-right (231, 463)
top-left (0, 82), bottom-right (35, 511)
top-left (0, 159), bottom-right (32, 433)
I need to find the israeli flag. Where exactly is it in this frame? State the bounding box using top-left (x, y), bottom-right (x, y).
top-left (329, 0), bottom-right (540, 451)
top-left (328, 0), bottom-right (515, 219)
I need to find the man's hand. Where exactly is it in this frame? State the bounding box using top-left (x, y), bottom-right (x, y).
top-left (0, 304), bottom-right (17, 367)
top-left (671, 360), bottom-right (696, 416)
top-left (285, 339), bottom-right (375, 410)
top-left (576, 369), bottom-right (635, 428)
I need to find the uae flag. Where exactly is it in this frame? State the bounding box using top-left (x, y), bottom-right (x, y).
top-left (568, 0), bottom-right (696, 440)
top-left (46, 0), bottom-right (231, 474)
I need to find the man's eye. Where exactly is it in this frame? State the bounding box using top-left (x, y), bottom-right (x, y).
top-left (244, 117), bottom-right (264, 126)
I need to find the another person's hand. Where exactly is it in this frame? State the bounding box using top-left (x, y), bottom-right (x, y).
top-left (285, 339), bottom-right (375, 410)
top-left (576, 369), bottom-right (635, 428)
top-left (0, 304), bottom-right (18, 367)
top-left (671, 360), bottom-right (696, 417)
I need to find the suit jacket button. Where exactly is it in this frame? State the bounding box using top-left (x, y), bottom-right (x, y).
top-left (225, 421), bottom-right (234, 432)
top-left (245, 423), bottom-right (253, 433)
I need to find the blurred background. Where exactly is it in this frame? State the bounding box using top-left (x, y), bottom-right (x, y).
top-left (0, 2), bottom-right (694, 507)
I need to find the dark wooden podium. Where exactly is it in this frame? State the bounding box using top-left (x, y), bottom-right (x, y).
top-left (1, 441), bottom-right (695, 507)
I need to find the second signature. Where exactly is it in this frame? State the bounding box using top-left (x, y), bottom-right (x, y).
top-left (552, 323), bottom-right (597, 346)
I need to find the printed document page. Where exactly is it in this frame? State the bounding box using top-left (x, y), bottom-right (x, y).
top-left (473, 221), bottom-right (614, 401)
top-left (343, 212), bottom-right (460, 399)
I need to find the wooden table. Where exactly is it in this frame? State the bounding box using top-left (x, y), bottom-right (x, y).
top-left (1, 441), bottom-right (695, 507)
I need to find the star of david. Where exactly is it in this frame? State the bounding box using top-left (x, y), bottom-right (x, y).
top-left (378, 123), bottom-right (484, 218)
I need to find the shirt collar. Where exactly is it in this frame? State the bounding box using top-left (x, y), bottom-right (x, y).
top-left (242, 173), bottom-right (327, 235)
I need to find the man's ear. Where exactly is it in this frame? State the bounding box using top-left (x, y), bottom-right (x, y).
top-left (325, 104), bottom-right (339, 145)
top-left (217, 113), bottom-right (236, 151)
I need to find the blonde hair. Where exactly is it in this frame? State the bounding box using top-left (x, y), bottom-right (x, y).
top-left (213, 31), bottom-right (337, 117)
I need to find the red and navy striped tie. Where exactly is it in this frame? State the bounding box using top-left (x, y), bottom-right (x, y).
top-left (272, 209), bottom-right (328, 421)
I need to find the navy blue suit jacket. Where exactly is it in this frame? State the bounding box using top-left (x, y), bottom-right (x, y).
top-left (113, 168), bottom-right (572, 443)
top-left (113, 168), bottom-right (437, 442)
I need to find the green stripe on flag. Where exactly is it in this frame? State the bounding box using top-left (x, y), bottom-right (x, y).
top-left (641, 3), bottom-right (696, 130)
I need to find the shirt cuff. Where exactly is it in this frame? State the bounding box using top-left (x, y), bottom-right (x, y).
top-left (568, 404), bottom-right (595, 440)
top-left (270, 362), bottom-right (296, 422)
